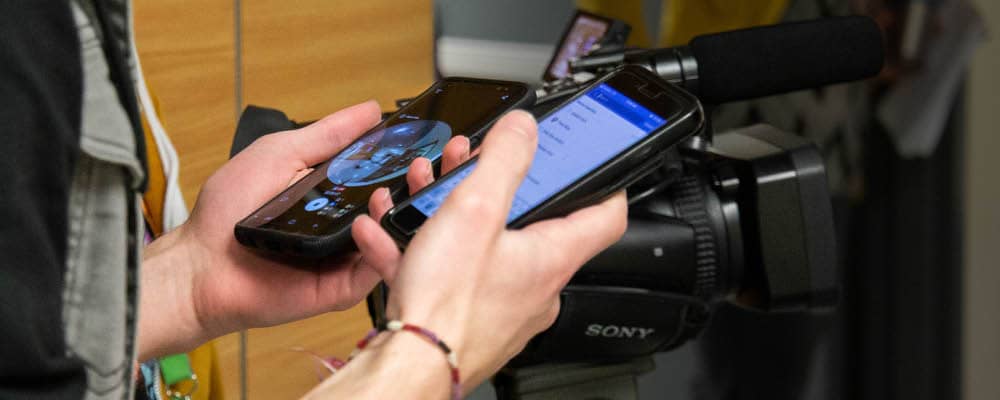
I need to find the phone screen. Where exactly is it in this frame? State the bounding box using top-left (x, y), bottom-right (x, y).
top-left (544, 12), bottom-right (611, 81)
top-left (406, 82), bottom-right (667, 223)
top-left (240, 80), bottom-right (526, 235)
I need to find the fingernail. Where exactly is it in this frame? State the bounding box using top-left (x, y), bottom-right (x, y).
top-left (508, 110), bottom-right (535, 138)
top-left (460, 136), bottom-right (471, 157)
top-left (424, 167), bottom-right (435, 184)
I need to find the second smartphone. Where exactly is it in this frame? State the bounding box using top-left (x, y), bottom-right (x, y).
top-left (235, 77), bottom-right (532, 258)
top-left (381, 66), bottom-right (704, 244)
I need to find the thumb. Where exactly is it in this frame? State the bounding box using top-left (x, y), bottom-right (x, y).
top-left (244, 100), bottom-right (381, 170)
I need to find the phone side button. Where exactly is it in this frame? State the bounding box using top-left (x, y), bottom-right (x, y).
top-left (633, 145), bottom-right (654, 160)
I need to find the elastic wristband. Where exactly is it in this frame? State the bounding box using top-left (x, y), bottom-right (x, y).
top-left (350, 320), bottom-right (460, 400)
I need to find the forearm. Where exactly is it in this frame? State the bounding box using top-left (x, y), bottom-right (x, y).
top-left (303, 333), bottom-right (453, 400)
top-left (137, 225), bottom-right (206, 362)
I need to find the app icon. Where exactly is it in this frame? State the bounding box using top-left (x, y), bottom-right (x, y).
top-left (305, 197), bottom-right (330, 212)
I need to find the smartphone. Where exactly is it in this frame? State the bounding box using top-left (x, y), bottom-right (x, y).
top-left (381, 66), bottom-right (703, 244)
top-left (542, 10), bottom-right (615, 82)
top-left (235, 77), bottom-right (533, 258)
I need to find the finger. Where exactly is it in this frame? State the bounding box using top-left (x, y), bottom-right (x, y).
top-left (315, 254), bottom-right (383, 312)
top-left (218, 101), bottom-right (379, 208)
top-left (434, 111), bottom-right (538, 228)
top-left (518, 191), bottom-right (628, 268)
top-left (267, 100), bottom-right (382, 169)
top-left (344, 263), bottom-right (383, 307)
top-left (351, 214), bottom-right (402, 284)
top-left (469, 146), bottom-right (483, 158)
top-left (367, 187), bottom-right (393, 221)
top-left (441, 136), bottom-right (471, 174)
top-left (405, 157), bottom-right (435, 195)
top-left (541, 299), bottom-right (562, 330)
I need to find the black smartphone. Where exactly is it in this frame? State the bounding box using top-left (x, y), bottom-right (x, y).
top-left (235, 77), bottom-right (533, 258)
top-left (381, 66), bottom-right (703, 244)
top-left (542, 10), bottom-right (615, 82)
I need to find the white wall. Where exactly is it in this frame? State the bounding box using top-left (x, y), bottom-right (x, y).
top-left (965, 1), bottom-right (1000, 399)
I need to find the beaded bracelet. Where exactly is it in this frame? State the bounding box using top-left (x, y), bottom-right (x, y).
top-left (349, 320), bottom-right (461, 400)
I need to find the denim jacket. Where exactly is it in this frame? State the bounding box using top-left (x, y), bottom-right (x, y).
top-left (63, 1), bottom-right (145, 399)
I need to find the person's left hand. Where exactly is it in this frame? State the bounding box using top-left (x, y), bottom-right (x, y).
top-left (138, 100), bottom-right (471, 360)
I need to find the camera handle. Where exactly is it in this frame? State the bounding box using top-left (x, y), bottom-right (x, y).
top-left (493, 358), bottom-right (655, 400)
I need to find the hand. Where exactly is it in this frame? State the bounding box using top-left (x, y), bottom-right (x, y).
top-left (137, 100), bottom-right (471, 360)
top-left (350, 110), bottom-right (629, 393)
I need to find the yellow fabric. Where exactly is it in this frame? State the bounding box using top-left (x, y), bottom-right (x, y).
top-left (141, 88), bottom-right (224, 400)
top-left (150, 344), bottom-right (222, 400)
top-left (188, 343), bottom-right (225, 400)
top-left (576, 0), bottom-right (789, 47)
top-left (140, 109), bottom-right (166, 236)
top-left (661, 0), bottom-right (789, 46)
top-left (576, 0), bottom-right (656, 47)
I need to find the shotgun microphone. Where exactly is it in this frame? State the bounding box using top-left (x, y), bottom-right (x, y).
top-left (573, 16), bottom-right (885, 103)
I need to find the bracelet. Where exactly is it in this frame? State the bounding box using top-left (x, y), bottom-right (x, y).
top-left (350, 320), bottom-right (461, 400)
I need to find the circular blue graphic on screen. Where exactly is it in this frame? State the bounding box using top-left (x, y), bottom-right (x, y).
top-left (326, 120), bottom-right (452, 187)
top-left (304, 197), bottom-right (330, 212)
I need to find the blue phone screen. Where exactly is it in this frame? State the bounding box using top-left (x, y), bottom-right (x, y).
top-left (409, 82), bottom-right (667, 223)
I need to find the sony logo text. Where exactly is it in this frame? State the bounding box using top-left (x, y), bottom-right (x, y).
top-left (585, 324), bottom-right (655, 339)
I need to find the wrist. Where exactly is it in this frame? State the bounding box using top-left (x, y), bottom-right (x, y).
top-left (396, 306), bottom-right (501, 390)
top-left (137, 224), bottom-right (208, 361)
top-left (305, 329), bottom-right (453, 399)
top-left (379, 332), bottom-right (455, 395)
top-left (394, 312), bottom-right (465, 358)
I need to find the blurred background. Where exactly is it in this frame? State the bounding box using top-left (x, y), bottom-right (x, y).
top-left (134, 0), bottom-right (997, 398)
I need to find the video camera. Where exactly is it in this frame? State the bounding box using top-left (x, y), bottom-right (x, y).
top-left (227, 11), bottom-right (884, 400)
top-left (369, 15), bottom-right (882, 365)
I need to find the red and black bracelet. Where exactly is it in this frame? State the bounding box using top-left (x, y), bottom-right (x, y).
top-left (349, 320), bottom-right (461, 400)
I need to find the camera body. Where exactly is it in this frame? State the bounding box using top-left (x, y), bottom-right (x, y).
top-left (365, 121), bottom-right (839, 364)
top-left (366, 14), bottom-right (869, 366)
top-left (508, 123), bottom-right (838, 364)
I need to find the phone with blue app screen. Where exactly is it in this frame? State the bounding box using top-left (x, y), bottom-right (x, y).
top-left (381, 66), bottom-right (703, 244)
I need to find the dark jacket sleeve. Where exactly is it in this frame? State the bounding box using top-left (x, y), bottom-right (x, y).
top-left (0, 1), bottom-right (87, 398)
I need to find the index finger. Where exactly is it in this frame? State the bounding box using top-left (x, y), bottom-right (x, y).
top-left (517, 191), bottom-right (628, 270)
top-left (431, 110), bottom-right (538, 232)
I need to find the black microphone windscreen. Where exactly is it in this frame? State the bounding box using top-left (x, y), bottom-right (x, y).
top-left (690, 16), bottom-right (884, 104)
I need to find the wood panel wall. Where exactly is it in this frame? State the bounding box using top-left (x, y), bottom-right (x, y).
top-left (133, 1), bottom-right (434, 398)
top-left (132, 0), bottom-right (242, 397)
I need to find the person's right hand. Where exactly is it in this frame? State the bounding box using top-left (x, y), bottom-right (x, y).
top-left (351, 110), bottom-right (629, 392)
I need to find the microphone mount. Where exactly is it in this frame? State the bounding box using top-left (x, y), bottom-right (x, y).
top-left (571, 47), bottom-right (700, 95)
